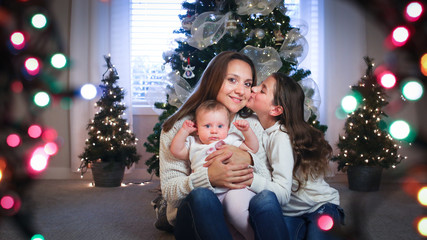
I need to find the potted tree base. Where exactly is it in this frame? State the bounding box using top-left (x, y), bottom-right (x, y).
top-left (347, 165), bottom-right (383, 192)
top-left (91, 162), bottom-right (125, 187)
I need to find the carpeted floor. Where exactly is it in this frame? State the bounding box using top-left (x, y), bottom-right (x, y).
top-left (0, 174), bottom-right (425, 240)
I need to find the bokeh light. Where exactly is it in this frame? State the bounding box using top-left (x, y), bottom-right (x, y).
top-left (405, 2), bottom-right (423, 21)
top-left (50, 53), bottom-right (67, 69)
top-left (0, 195), bottom-right (14, 210)
top-left (42, 128), bottom-right (58, 142)
top-left (10, 31), bottom-right (25, 50)
top-left (341, 95), bottom-right (358, 113)
top-left (379, 72), bottom-right (397, 89)
top-left (31, 234), bottom-right (45, 240)
top-left (421, 53), bottom-right (427, 77)
top-left (34, 91), bottom-right (50, 107)
top-left (418, 217), bottom-right (427, 237)
top-left (418, 187), bottom-right (427, 206)
top-left (11, 81), bottom-right (23, 93)
top-left (389, 120), bottom-right (411, 140)
top-left (44, 142), bottom-right (58, 156)
top-left (25, 57), bottom-right (40, 76)
top-left (31, 13), bottom-right (47, 29)
top-left (28, 124), bottom-right (43, 138)
top-left (318, 214), bottom-right (334, 231)
top-left (392, 26), bottom-right (410, 47)
top-left (6, 134), bottom-right (21, 148)
top-left (402, 79), bottom-right (424, 101)
top-left (80, 83), bottom-right (98, 100)
top-left (29, 147), bottom-right (49, 173)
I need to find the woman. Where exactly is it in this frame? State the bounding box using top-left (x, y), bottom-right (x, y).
top-left (159, 51), bottom-right (277, 239)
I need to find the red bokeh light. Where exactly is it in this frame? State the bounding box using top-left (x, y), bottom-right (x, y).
top-left (318, 214), bottom-right (334, 231)
top-left (28, 124), bottom-right (42, 138)
top-left (6, 134), bottom-right (21, 148)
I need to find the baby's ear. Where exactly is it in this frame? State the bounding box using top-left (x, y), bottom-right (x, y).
top-left (270, 105), bottom-right (283, 117)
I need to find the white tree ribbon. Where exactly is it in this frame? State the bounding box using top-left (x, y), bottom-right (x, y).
top-left (279, 29), bottom-right (309, 65)
top-left (165, 71), bottom-right (193, 108)
top-left (298, 78), bottom-right (321, 121)
top-left (235, 0), bottom-right (282, 15)
top-left (187, 11), bottom-right (232, 50)
top-left (240, 45), bottom-right (282, 83)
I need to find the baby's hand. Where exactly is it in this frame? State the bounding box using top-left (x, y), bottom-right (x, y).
top-left (182, 120), bottom-right (197, 133)
top-left (233, 120), bottom-right (249, 132)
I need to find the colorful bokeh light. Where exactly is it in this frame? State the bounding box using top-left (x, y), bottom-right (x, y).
top-left (421, 53), bottom-right (427, 77)
top-left (379, 72), bottom-right (397, 89)
top-left (402, 79), bottom-right (424, 101)
top-left (25, 57), bottom-right (40, 75)
top-left (341, 95), bottom-right (358, 113)
top-left (405, 2), bottom-right (423, 21)
top-left (31, 234), bottom-right (45, 240)
top-left (29, 147), bottom-right (49, 173)
top-left (6, 134), bottom-right (21, 148)
top-left (318, 214), bottom-right (334, 231)
top-left (0, 195), bottom-right (14, 210)
top-left (34, 91), bottom-right (50, 107)
top-left (10, 31), bottom-right (25, 50)
top-left (389, 120), bottom-right (411, 140)
top-left (31, 13), bottom-right (47, 29)
top-left (418, 187), bottom-right (427, 206)
top-left (42, 128), bottom-right (58, 142)
top-left (11, 81), bottom-right (23, 93)
top-left (28, 124), bottom-right (43, 138)
top-left (80, 83), bottom-right (98, 100)
top-left (392, 26), bottom-right (410, 47)
top-left (44, 142), bottom-right (58, 156)
top-left (418, 217), bottom-right (427, 237)
top-left (50, 53), bottom-right (67, 69)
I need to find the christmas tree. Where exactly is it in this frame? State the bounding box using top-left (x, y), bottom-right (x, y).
top-left (78, 55), bottom-right (140, 177)
top-left (331, 57), bottom-right (405, 171)
top-left (144, 0), bottom-right (324, 176)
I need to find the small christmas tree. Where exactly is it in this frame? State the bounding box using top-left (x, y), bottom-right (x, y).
top-left (331, 57), bottom-right (405, 171)
top-left (78, 55), bottom-right (140, 177)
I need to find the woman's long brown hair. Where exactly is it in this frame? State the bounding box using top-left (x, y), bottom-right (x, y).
top-left (271, 72), bottom-right (332, 191)
top-left (163, 51), bottom-right (257, 132)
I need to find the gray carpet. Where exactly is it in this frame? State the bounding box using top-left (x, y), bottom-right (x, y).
top-left (0, 176), bottom-right (424, 240)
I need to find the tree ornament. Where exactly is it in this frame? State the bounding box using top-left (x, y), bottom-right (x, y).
top-left (182, 57), bottom-right (195, 79)
top-left (182, 14), bottom-right (195, 31)
top-left (254, 28), bottom-right (265, 39)
top-left (274, 29), bottom-right (284, 46)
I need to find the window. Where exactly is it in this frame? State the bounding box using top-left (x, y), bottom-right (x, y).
top-left (129, 1), bottom-right (321, 112)
top-left (130, 0), bottom-right (185, 108)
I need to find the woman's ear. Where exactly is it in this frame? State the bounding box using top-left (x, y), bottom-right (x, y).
top-left (269, 105), bottom-right (283, 117)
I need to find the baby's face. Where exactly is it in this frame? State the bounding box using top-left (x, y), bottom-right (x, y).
top-left (196, 109), bottom-right (230, 144)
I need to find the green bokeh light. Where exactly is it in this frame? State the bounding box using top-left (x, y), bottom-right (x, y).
top-left (51, 53), bottom-right (67, 69)
top-left (33, 91), bottom-right (50, 107)
top-left (402, 79), bottom-right (424, 101)
top-left (31, 13), bottom-right (47, 29)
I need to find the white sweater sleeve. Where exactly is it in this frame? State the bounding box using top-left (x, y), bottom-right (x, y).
top-left (159, 117), bottom-right (214, 210)
top-left (250, 130), bottom-right (294, 206)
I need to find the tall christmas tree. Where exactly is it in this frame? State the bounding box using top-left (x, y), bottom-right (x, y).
top-left (331, 57), bottom-right (405, 171)
top-left (144, 0), bottom-right (325, 176)
top-left (78, 55), bottom-right (140, 177)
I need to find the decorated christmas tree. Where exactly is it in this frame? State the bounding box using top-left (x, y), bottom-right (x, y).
top-left (331, 57), bottom-right (405, 171)
top-left (144, 0), bottom-right (324, 176)
top-left (78, 55), bottom-right (140, 177)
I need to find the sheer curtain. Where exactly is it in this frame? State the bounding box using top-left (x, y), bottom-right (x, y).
top-left (69, 0), bottom-right (131, 172)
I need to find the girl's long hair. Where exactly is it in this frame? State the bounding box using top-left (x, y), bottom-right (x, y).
top-left (272, 72), bottom-right (332, 191)
top-left (163, 51), bottom-right (257, 132)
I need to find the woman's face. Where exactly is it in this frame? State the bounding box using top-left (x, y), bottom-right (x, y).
top-left (247, 75), bottom-right (277, 117)
top-left (216, 59), bottom-right (253, 115)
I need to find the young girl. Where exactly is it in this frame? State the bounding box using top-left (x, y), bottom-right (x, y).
top-left (170, 100), bottom-right (258, 239)
top-left (247, 72), bottom-right (345, 240)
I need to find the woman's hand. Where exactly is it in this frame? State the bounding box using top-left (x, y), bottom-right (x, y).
top-left (207, 159), bottom-right (253, 189)
top-left (204, 145), bottom-right (253, 167)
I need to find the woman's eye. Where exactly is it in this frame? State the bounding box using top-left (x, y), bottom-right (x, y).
top-left (228, 77), bottom-right (236, 83)
top-left (244, 82), bottom-right (252, 87)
